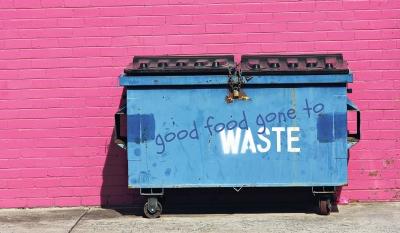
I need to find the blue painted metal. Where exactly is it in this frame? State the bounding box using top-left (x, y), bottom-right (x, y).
top-left (119, 74), bottom-right (353, 86)
top-left (121, 74), bottom-right (352, 188)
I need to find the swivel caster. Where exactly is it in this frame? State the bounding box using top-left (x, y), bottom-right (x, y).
top-left (144, 197), bottom-right (162, 218)
top-left (318, 198), bottom-right (332, 215)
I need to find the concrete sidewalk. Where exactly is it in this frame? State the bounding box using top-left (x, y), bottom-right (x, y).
top-left (0, 202), bottom-right (399, 233)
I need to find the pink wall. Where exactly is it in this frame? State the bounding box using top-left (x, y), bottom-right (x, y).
top-left (0, 0), bottom-right (399, 208)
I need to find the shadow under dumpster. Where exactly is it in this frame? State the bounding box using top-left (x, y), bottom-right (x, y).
top-left (160, 187), bottom-right (319, 215)
top-left (100, 130), bottom-right (143, 209)
top-left (105, 187), bottom-right (336, 216)
top-left (100, 88), bottom-right (145, 210)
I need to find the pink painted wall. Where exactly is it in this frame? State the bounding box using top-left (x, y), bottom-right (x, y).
top-left (0, 0), bottom-right (399, 208)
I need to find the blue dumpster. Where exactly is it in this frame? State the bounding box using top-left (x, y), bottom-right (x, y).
top-left (115, 54), bottom-right (360, 217)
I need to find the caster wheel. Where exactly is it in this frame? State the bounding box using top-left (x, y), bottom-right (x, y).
top-left (319, 199), bottom-right (331, 215)
top-left (144, 201), bottom-right (162, 218)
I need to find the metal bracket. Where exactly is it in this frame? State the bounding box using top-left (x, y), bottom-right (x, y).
top-left (147, 197), bottom-right (158, 213)
top-left (312, 186), bottom-right (336, 195)
top-left (114, 105), bottom-right (127, 150)
top-left (140, 188), bottom-right (164, 196)
top-left (233, 186), bottom-right (243, 192)
top-left (347, 98), bottom-right (361, 149)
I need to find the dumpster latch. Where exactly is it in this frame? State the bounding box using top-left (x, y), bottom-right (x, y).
top-left (226, 66), bottom-right (251, 103)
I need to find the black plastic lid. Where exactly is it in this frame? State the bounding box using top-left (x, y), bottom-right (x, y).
top-left (241, 54), bottom-right (349, 75)
top-left (124, 55), bottom-right (235, 76)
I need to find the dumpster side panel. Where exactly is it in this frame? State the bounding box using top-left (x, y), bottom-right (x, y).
top-left (126, 85), bottom-right (348, 188)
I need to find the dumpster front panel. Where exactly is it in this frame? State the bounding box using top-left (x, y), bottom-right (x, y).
top-left (126, 83), bottom-right (348, 188)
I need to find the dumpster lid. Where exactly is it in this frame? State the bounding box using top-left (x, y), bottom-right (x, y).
top-left (124, 55), bottom-right (235, 76)
top-left (241, 54), bottom-right (349, 75)
top-left (120, 53), bottom-right (353, 86)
